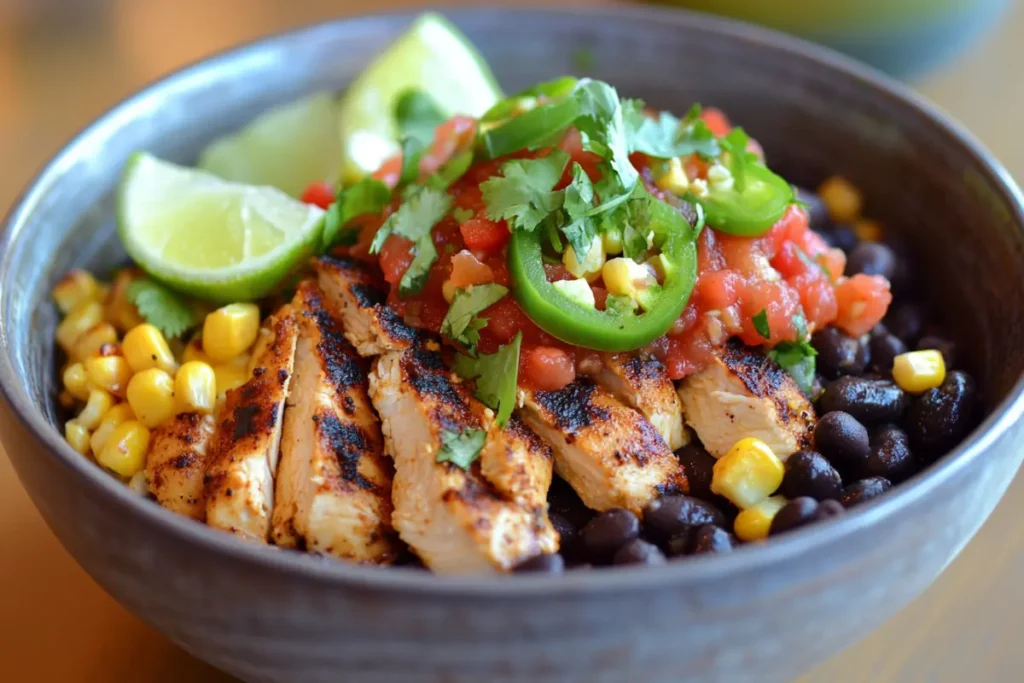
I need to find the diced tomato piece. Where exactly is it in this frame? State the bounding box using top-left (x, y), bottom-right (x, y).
top-left (736, 279), bottom-right (802, 346)
top-left (695, 269), bottom-right (741, 310)
top-left (459, 218), bottom-right (509, 252)
top-left (792, 272), bottom-right (838, 331)
top-left (422, 115), bottom-right (478, 174)
top-left (300, 181), bottom-right (335, 209)
top-left (543, 263), bottom-right (574, 282)
top-left (372, 154), bottom-right (403, 189)
top-left (818, 248), bottom-right (847, 282)
top-left (521, 346), bottom-right (576, 391)
top-left (378, 236), bottom-right (415, 286)
top-left (760, 204), bottom-right (810, 259)
top-left (449, 250), bottom-right (495, 288)
top-left (701, 108), bottom-right (732, 137)
top-left (591, 286), bottom-right (609, 311)
top-left (834, 274), bottom-right (892, 337)
top-left (697, 228), bottom-right (727, 273)
top-left (558, 128), bottom-right (604, 180)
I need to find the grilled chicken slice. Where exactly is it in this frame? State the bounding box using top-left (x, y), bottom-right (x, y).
top-left (594, 353), bottom-right (689, 450)
top-left (518, 381), bottom-right (687, 516)
top-left (314, 255), bottom-right (421, 357)
top-left (205, 308), bottom-right (298, 543)
top-left (677, 339), bottom-right (815, 459)
top-left (145, 412), bottom-right (216, 520)
top-left (370, 342), bottom-right (557, 574)
top-left (271, 282), bottom-right (399, 563)
top-left (477, 414), bottom-right (553, 514)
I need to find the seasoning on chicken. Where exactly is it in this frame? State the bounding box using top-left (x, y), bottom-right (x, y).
top-left (204, 308), bottom-right (298, 543)
top-left (677, 339), bottom-right (816, 460)
top-left (518, 380), bottom-right (688, 516)
top-left (145, 412), bottom-right (216, 520)
top-left (370, 342), bottom-right (557, 574)
top-left (477, 414), bottom-right (554, 514)
top-left (271, 282), bottom-right (399, 563)
top-left (314, 255), bottom-right (422, 357)
top-left (593, 353), bottom-right (689, 450)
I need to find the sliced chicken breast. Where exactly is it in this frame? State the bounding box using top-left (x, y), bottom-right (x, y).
top-left (370, 342), bottom-right (557, 574)
top-left (594, 353), bottom-right (689, 450)
top-left (677, 339), bottom-right (816, 459)
top-left (145, 412), bottom-right (216, 520)
top-left (477, 414), bottom-right (554, 514)
top-left (205, 308), bottom-right (298, 543)
top-left (518, 380), bottom-right (687, 516)
top-left (314, 255), bottom-right (421, 357)
top-left (271, 282), bottom-right (399, 563)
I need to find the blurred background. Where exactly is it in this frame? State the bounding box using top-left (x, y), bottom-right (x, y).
top-left (1, 1), bottom-right (1023, 681)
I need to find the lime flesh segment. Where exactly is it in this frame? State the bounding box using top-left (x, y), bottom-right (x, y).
top-left (338, 12), bottom-right (503, 184)
top-left (118, 153), bottom-right (325, 304)
top-left (197, 92), bottom-right (341, 197)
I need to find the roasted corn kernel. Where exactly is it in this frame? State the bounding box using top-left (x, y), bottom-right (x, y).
top-left (601, 228), bottom-right (623, 256)
top-left (734, 495), bottom-right (788, 542)
top-left (84, 355), bottom-right (132, 397)
top-left (64, 420), bottom-right (91, 455)
top-left (214, 362), bottom-right (250, 398)
top-left (104, 269), bottom-right (146, 333)
top-left (654, 157), bottom-right (688, 195)
top-left (126, 368), bottom-right (175, 428)
top-left (182, 338), bottom-right (214, 365)
top-left (175, 361), bottom-right (216, 415)
top-left (73, 323), bottom-right (119, 360)
top-left (77, 389), bottom-right (114, 429)
top-left (90, 403), bottom-right (135, 455)
top-left (706, 163), bottom-right (734, 192)
top-left (563, 238), bottom-right (605, 282)
top-left (711, 437), bottom-right (785, 509)
top-left (202, 303), bottom-right (261, 362)
top-left (56, 300), bottom-right (104, 355)
top-left (62, 362), bottom-right (90, 401)
top-left (123, 323), bottom-right (178, 373)
top-left (52, 269), bottom-right (101, 315)
top-left (853, 218), bottom-right (882, 243)
top-left (892, 350), bottom-right (946, 394)
top-left (58, 390), bottom-right (76, 410)
top-left (602, 257), bottom-right (658, 307)
top-left (96, 420), bottom-right (150, 478)
top-left (818, 176), bottom-right (862, 223)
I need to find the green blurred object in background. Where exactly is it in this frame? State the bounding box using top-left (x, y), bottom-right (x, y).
top-left (648, 0), bottom-right (1011, 79)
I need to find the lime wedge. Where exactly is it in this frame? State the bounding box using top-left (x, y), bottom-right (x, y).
top-left (338, 12), bottom-right (503, 184)
top-left (117, 153), bottom-right (325, 303)
top-left (198, 92), bottom-right (341, 197)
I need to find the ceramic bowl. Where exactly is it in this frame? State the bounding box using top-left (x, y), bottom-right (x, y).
top-left (2, 7), bottom-right (1024, 683)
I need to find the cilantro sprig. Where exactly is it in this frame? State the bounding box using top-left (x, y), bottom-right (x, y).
top-left (394, 89), bottom-right (446, 146)
top-left (453, 331), bottom-right (522, 427)
top-left (320, 177), bottom-right (391, 250)
top-left (125, 277), bottom-right (199, 339)
top-left (436, 427), bottom-right (486, 470)
top-left (440, 284), bottom-right (508, 350)
top-left (766, 314), bottom-right (818, 395)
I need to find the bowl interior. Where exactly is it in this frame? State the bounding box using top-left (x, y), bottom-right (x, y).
top-left (3, 7), bottom-right (1024, 570)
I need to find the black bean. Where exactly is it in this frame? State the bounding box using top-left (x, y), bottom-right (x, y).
top-left (780, 450), bottom-right (844, 501)
top-left (664, 531), bottom-right (694, 558)
top-left (810, 499), bottom-right (845, 521)
top-left (818, 376), bottom-right (908, 425)
top-left (770, 497), bottom-right (818, 535)
top-left (642, 495), bottom-right (727, 541)
top-left (580, 509), bottom-right (640, 562)
top-left (814, 411), bottom-right (870, 476)
top-left (513, 553), bottom-right (565, 574)
top-left (866, 425), bottom-right (916, 482)
top-left (885, 303), bottom-right (925, 345)
top-left (548, 511), bottom-right (583, 564)
top-left (841, 477), bottom-right (892, 507)
top-left (869, 332), bottom-right (907, 375)
top-left (613, 539), bottom-right (667, 566)
top-left (796, 187), bottom-right (829, 231)
top-left (917, 335), bottom-right (956, 369)
top-left (812, 327), bottom-right (870, 379)
top-left (906, 371), bottom-right (977, 457)
top-left (846, 242), bottom-right (897, 280)
top-left (547, 477), bottom-right (594, 530)
top-left (689, 525), bottom-right (736, 554)
top-left (821, 224), bottom-right (859, 253)
top-left (675, 443), bottom-right (716, 501)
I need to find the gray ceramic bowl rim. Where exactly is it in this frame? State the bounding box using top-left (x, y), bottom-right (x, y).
top-left (2, 5), bottom-right (1023, 596)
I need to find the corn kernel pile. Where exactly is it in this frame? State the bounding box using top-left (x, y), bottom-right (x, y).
top-left (53, 268), bottom-right (261, 483)
top-left (711, 436), bottom-right (789, 542)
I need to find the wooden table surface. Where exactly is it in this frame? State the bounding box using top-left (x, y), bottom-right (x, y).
top-left (1, 1), bottom-right (1022, 681)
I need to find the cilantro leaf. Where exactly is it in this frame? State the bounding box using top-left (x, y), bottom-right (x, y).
top-left (675, 118), bottom-right (720, 159)
top-left (753, 309), bottom-right (771, 340)
top-left (440, 284), bottom-right (508, 349)
top-left (453, 331), bottom-right (522, 427)
top-left (561, 162), bottom-right (598, 259)
top-left (320, 178), bottom-right (391, 250)
top-left (452, 206), bottom-right (474, 223)
top-left (426, 150), bottom-right (473, 190)
top-left (436, 427), bottom-right (486, 470)
top-left (481, 150), bottom-right (569, 232)
top-left (573, 79), bottom-right (637, 190)
top-left (370, 186), bottom-right (452, 253)
top-left (398, 238), bottom-right (437, 297)
top-left (394, 89), bottom-right (446, 145)
top-left (721, 127), bottom-right (757, 191)
top-left (125, 278), bottom-right (198, 339)
top-left (398, 137), bottom-right (425, 187)
top-left (768, 340), bottom-right (817, 396)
